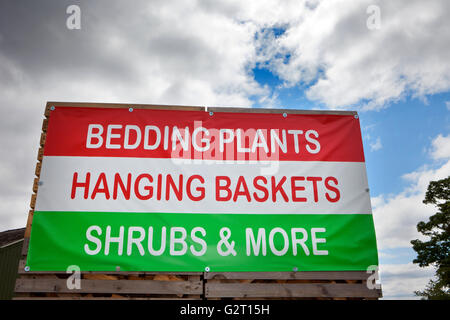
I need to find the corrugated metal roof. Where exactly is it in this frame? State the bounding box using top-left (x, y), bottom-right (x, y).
top-left (0, 228), bottom-right (25, 247)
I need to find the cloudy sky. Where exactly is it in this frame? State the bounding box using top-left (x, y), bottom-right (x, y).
top-left (1, 0), bottom-right (449, 299)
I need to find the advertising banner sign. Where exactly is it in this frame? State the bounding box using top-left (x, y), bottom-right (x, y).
top-left (27, 106), bottom-right (378, 272)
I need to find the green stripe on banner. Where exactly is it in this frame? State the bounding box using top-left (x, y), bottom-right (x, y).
top-left (27, 211), bottom-right (378, 272)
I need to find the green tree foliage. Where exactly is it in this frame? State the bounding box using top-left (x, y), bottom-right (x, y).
top-left (411, 176), bottom-right (450, 299)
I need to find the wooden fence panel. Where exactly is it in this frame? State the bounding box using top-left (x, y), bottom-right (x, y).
top-left (203, 271), bottom-right (381, 300)
top-left (15, 278), bottom-right (202, 295)
top-left (205, 282), bottom-right (381, 299)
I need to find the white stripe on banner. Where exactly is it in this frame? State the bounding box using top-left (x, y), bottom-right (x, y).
top-left (36, 156), bottom-right (372, 215)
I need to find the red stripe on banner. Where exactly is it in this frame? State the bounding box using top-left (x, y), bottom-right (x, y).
top-left (43, 107), bottom-right (365, 162)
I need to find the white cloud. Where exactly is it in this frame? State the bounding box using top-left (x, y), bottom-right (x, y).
top-left (372, 157), bottom-right (450, 250)
top-left (372, 133), bottom-right (450, 250)
top-left (370, 137), bottom-right (383, 151)
top-left (256, 0), bottom-right (450, 110)
top-left (379, 263), bottom-right (435, 299)
top-left (430, 134), bottom-right (450, 160)
top-left (446, 101), bottom-right (450, 111)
